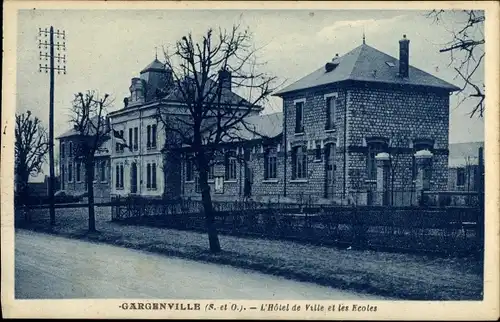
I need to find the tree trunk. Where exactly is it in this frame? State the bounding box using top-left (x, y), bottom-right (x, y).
top-left (197, 155), bottom-right (221, 253)
top-left (86, 161), bottom-right (96, 232)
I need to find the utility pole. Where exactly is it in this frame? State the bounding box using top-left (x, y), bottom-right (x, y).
top-left (38, 27), bottom-right (66, 226)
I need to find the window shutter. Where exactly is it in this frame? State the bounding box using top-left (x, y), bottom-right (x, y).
top-left (147, 125), bottom-right (151, 147)
top-left (115, 165), bottom-right (119, 188)
top-left (152, 124), bottom-right (157, 148)
top-left (134, 127), bottom-right (138, 150)
top-left (152, 163), bottom-right (157, 189)
top-left (264, 151), bottom-right (269, 179)
top-left (146, 163), bottom-right (151, 188)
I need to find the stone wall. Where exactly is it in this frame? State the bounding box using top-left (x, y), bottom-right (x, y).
top-left (346, 84), bottom-right (450, 197)
top-left (181, 140), bottom-right (286, 201)
top-left (281, 86), bottom-right (347, 201)
top-left (59, 138), bottom-right (111, 202)
top-left (279, 83), bottom-right (450, 203)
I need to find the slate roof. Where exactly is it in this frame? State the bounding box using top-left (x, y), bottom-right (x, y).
top-left (275, 43), bottom-right (460, 95)
top-left (224, 112), bottom-right (283, 142)
top-left (140, 58), bottom-right (167, 74)
top-left (57, 116), bottom-right (109, 139)
top-left (448, 141), bottom-right (484, 167)
top-left (163, 78), bottom-right (256, 108)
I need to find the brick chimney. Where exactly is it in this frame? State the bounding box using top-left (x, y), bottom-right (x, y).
top-left (399, 34), bottom-right (410, 78)
top-left (218, 69), bottom-right (232, 91)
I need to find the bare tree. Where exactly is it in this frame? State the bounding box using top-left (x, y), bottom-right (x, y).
top-left (15, 111), bottom-right (49, 203)
top-left (156, 24), bottom-right (280, 253)
top-left (70, 91), bottom-right (112, 232)
top-left (427, 10), bottom-right (485, 117)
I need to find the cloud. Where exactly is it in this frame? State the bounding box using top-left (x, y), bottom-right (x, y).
top-left (316, 15), bottom-right (407, 40)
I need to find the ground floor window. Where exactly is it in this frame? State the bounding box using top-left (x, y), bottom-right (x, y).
top-left (115, 164), bottom-right (124, 189)
top-left (94, 161), bottom-right (98, 182)
top-left (76, 162), bottom-right (82, 182)
top-left (456, 167), bottom-right (466, 186)
top-left (292, 146), bottom-right (307, 179)
top-left (146, 162), bottom-right (157, 190)
top-left (68, 163), bottom-right (73, 182)
top-left (264, 147), bottom-right (277, 179)
top-left (208, 164), bottom-right (215, 181)
top-left (61, 166), bottom-right (65, 189)
top-left (100, 161), bottom-right (107, 182)
top-left (225, 151), bottom-right (237, 180)
top-left (186, 157), bottom-right (194, 182)
top-left (366, 139), bottom-right (388, 180)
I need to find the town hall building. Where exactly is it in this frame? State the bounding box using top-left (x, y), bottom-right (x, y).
top-left (57, 34), bottom-right (460, 206)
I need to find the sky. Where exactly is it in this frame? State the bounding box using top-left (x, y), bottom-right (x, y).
top-left (16, 9), bottom-right (485, 181)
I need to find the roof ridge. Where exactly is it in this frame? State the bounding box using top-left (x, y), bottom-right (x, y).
top-left (346, 44), bottom-right (368, 80)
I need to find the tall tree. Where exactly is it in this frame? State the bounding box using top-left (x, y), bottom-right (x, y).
top-left (70, 91), bottom-right (112, 232)
top-left (157, 24), bottom-right (279, 253)
top-left (427, 10), bottom-right (485, 117)
top-left (14, 111), bottom-right (49, 203)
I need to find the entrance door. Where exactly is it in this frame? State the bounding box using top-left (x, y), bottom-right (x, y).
top-left (325, 143), bottom-right (335, 198)
top-left (130, 162), bottom-right (137, 193)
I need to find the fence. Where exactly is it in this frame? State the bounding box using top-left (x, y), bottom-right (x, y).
top-left (108, 195), bottom-right (483, 256)
top-left (15, 191), bottom-right (483, 256)
top-left (179, 190), bottom-right (481, 207)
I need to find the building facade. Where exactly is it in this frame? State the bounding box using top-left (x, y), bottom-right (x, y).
top-left (107, 59), bottom-right (262, 200)
top-left (58, 35), bottom-right (460, 205)
top-left (57, 128), bottom-right (111, 202)
top-left (272, 35), bottom-right (458, 205)
top-left (448, 141), bottom-right (484, 192)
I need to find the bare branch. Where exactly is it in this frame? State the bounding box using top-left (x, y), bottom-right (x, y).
top-left (427, 9), bottom-right (485, 117)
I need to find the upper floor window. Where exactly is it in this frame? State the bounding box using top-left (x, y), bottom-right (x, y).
top-left (264, 147), bottom-right (277, 179)
top-left (225, 150), bottom-right (237, 181)
top-left (69, 142), bottom-right (73, 157)
top-left (147, 124), bottom-right (157, 149)
top-left (292, 146), bottom-right (307, 179)
top-left (295, 101), bottom-right (304, 134)
top-left (61, 142), bottom-right (65, 158)
top-left (151, 124), bottom-right (157, 148)
top-left (128, 128), bottom-right (133, 150)
top-left (133, 127), bottom-right (138, 151)
top-left (366, 138), bottom-right (388, 181)
top-left (115, 130), bottom-right (125, 153)
top-left (325, 95), bottom-right (337, 130)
